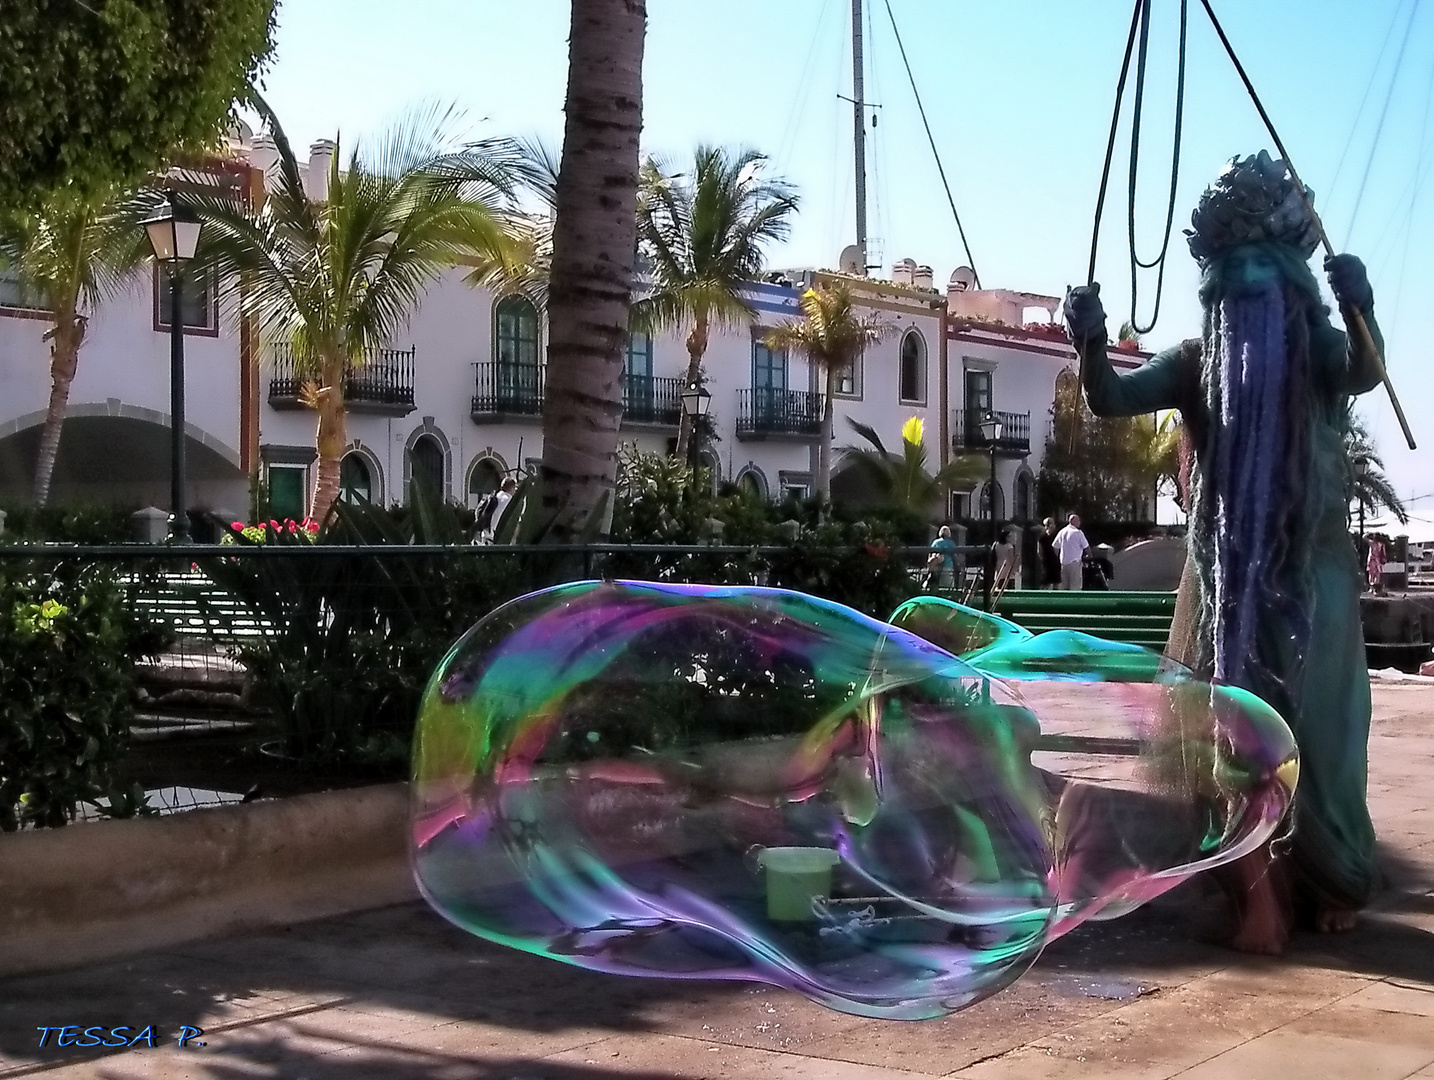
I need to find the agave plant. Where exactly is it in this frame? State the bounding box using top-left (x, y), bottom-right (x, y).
top-left (839, 416), bottom-right (985, 516)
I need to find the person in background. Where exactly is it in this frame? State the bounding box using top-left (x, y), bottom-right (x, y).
top-left (1084, 543), bottom-right (1116, 590)
top-left (1366, 533), bottom-right (1386, 595)
top-left (1038, 518), bottom-right (1062, 590)
top-left (929, 525), bottom-right (959, 592)
top-left (992, 527), bottom-right (1020, 593)
top-left (1053, 514), bottom-right (1089, 591)
top-left (473, 477), bottom-right (518, 544)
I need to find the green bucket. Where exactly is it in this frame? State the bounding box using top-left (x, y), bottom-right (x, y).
top-left (757, 846), bottom-right (841, 922)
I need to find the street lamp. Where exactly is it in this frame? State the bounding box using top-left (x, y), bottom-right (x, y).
top-left (142, 193), bottom-right (202, 542)
top-left (979, 412), bottom-right (1004, 610)
top-left (681, 380), bottom-right (713, 489)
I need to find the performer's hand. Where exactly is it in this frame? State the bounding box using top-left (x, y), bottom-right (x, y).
top-left (1063, 284), bottom-right (1107, 342)
top-left (1324, 254), bottom-right (1374, 313)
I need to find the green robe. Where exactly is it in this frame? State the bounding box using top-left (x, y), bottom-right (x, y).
top-left (1076, 311), bottom-right (1383, 911)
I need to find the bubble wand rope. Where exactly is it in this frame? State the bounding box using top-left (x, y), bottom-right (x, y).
top-left (1199, 0), bottom-right (1417, 451)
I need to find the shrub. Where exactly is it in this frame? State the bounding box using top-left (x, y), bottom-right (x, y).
top-left (0, 563), bottom-right (153, 830)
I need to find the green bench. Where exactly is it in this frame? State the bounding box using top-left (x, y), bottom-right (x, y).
top-left (993, 590), bottom-right (1177, 651)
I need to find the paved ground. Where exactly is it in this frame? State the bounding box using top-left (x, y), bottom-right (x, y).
top-left (2, 685), bottom-right (1431, 1080)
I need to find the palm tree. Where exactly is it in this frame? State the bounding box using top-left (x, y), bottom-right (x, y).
top-left (765, 281), bottom-right (887, 504)
top-left (195, 99), bottom-right (526, 519)
top-left (634, 144), bottom-right (798, 460)
top-left (840, 416), bottom-right (984, 515)
top-left (534, 0), bottom-right (647, 542)
top-left (0, 190), bottom-right (149, 505)
top-left (1347, 418), bottom-right (1409, 524)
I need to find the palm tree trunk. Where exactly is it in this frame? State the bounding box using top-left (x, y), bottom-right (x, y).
top-left (32, 321), bottom-right (82, 507)
top-left (538, 0), bottom-right (647, 542)
top-left (675, 313), bottom-right (708, 461)
top-left (817, 363), bottom-right (836, 505)
top-left (309, 359), bottom-right (348, 521)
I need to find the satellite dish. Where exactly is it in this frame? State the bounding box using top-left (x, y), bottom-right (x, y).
top-left (838, 244), bottom-right (866, 277)
top-left (949, 266), bottom-right (977, 292)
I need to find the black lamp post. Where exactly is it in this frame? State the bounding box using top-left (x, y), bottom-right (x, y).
top-left (142, 193), bottom-right (202, 542)
top-left (979, 412), bottom-right (1004, 610)
top-left (681, 380), bottom-right (713, 492)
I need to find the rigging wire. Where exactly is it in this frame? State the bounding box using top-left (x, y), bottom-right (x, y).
top-left (1087, 0), bottom-right (1148, 286)
top-left (1346, 0), bottom-right (1424, 246)
top-left (774, 0), bottom-right (836, 177)
top-left (1329, 0), bottom-right (1410, 201)
top-left (881, 0), bottom-right (981, 286)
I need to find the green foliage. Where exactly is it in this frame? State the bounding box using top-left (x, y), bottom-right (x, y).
top-left (1346, 416), bottom-right (1409, 525)
top-left (202, 491), bottom-right (518, 771)
top-left (0, 503), bottom-right (139, 544)
top-left (1038, 368), bottom-right (1160, 521)
top-left (0, 0), bottom-right (277, 211)
top-left (0, 564), bottom-right (156, 830)
top-left (839, 416), bottom-right (984, 517)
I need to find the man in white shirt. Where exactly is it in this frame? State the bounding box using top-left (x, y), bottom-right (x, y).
top-left (1053, 514), bottom-right (1089, 591)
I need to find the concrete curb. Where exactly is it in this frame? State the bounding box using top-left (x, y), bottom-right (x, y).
top-left (0, 783), bottom-right (417, 978)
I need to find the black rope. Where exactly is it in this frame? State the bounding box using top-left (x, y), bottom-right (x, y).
top-left (1126, 0), bottom-right (1187, 334)
top-left (1087, 0), bottom-right (1147, 285)
top-left (882, 0), bottom-right (981, 287)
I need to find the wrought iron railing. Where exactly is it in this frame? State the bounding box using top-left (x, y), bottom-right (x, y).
top-left (471, 362), bottom-right (544, 418)
top-left (952, 408), bottom-right (1031, 453)
top-left (621, 374), bottom-right (683, 426)
top-left (736, 388), bottom-right (822, 438)
top-left (268, 344), bottom-right (416, 409)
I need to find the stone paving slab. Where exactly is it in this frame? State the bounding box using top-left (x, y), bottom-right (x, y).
top-left (1, 685), bottom-right (1431, 1080)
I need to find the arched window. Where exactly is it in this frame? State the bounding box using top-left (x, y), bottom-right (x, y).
top-left (339, 453), bottom-right (372, 504)
top-left (979, 481), bottom-right (1005, 521)
top-left (409, 434), bottom-right (444, 502)
top-left (1015, 472), bottom-right (1034, 521)
top-left (899, 331), bottom-right (926, 403)
top-left (737, 471), bottom-right (765, 499)
top-left (467, 457), bottom-right (503, 507)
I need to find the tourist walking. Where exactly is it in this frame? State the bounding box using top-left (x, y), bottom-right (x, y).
top-left (1037, 518), bottom-right (1061, 589)
top-left (1053, 514), bottom-right (1089, 591)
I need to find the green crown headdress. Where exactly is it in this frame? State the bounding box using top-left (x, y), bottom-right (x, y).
top-left (1185, 151), bottom-right (1321, 268)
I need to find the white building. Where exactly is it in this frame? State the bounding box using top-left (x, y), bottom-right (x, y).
top-left (0, 139), bottom-right (1123, 532)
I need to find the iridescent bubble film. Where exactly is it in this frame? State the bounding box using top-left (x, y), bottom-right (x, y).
top-left (412, 584), bottom-right (1297, 1020)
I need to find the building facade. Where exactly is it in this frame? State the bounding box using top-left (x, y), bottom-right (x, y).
top-left (0, 136), bottom-right (1119, 533)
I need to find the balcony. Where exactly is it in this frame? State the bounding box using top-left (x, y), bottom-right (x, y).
top-left (471, 362), bottom-right (544, 423)
top-left (952, 408), bottom-right (1031, 454)
top-left (268, 344), bottom-right (416, 416)
top-left (736, 387), bottom-right (822, 441)
top-left (621, 374), bottom-right (683, 428)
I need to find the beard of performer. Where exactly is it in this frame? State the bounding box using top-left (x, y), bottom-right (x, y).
top-left (1188, 250), bottom-right (1321, 708)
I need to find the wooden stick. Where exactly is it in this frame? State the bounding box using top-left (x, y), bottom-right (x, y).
top-left (1199, 0), bottom-right (1417, 450)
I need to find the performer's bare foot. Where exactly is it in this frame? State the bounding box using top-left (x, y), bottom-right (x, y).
top-left (1314, 907), bottom-right (1358, 934)
top-left (1223, 848), bottom-right (1291, 955)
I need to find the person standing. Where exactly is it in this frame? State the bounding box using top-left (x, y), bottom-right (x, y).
top-left (1367, 534), bottom-right (1386, 595)
top-left (929, 525), bottom-right (959, 592)
top-left (1053, 514), bottom-right (1089, 591)
top-left (1064, 152), bottom-right (1384, 952)
top-left (474, 477), bottom-right (518, 543)
top-left (1038, 518), bottom-right (1062, 589)
top-left (992, 527), bottom-right (1020, 592)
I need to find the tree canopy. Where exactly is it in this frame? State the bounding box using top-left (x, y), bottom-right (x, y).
top-left (0, 0), bottom-right (277, 211)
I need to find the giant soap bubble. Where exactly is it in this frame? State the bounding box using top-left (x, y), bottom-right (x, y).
top-left (412, 583), bottom-right (1297, 1020)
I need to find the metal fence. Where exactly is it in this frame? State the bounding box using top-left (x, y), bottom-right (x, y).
top-left (1, 541), bottom-right (986, 825)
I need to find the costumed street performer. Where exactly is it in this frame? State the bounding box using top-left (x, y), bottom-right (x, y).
top-left (1063, 152), bottom-right (1381, 954)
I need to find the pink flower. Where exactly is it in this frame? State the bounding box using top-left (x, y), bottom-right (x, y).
top-left (231, 521), bottom-right (245, 530)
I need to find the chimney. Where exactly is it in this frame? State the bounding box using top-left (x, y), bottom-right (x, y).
top-left (307, 139), bottom-right (337, 203)
top-left (250, 135), bottom-right (279, 178)
top-left (913, 265), bottom-right (934, 291)
top-left (891, 258), bottom-right (916, 287)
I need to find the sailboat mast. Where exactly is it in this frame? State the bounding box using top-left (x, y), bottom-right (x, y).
top-left (851, 0), bottom-right (868, 270)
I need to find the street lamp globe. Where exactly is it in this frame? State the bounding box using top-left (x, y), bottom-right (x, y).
top-left (979, 413), bottom-right (1003, 444)
top-left (142, 194), bottom-right (201, 264)
top-left (681, 382), bottom-right (712, 418)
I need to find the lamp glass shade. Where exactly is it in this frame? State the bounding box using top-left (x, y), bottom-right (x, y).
top-left (681, 385), bottom-right (712, 418)
top-left (142, 199), bottom-right (201, 263)
top-left (979, 416), bottom-right (1003, 443)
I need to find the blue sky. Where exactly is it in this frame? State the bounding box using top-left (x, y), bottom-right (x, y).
top-left (258, 0), bottom-right (1434, 537)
